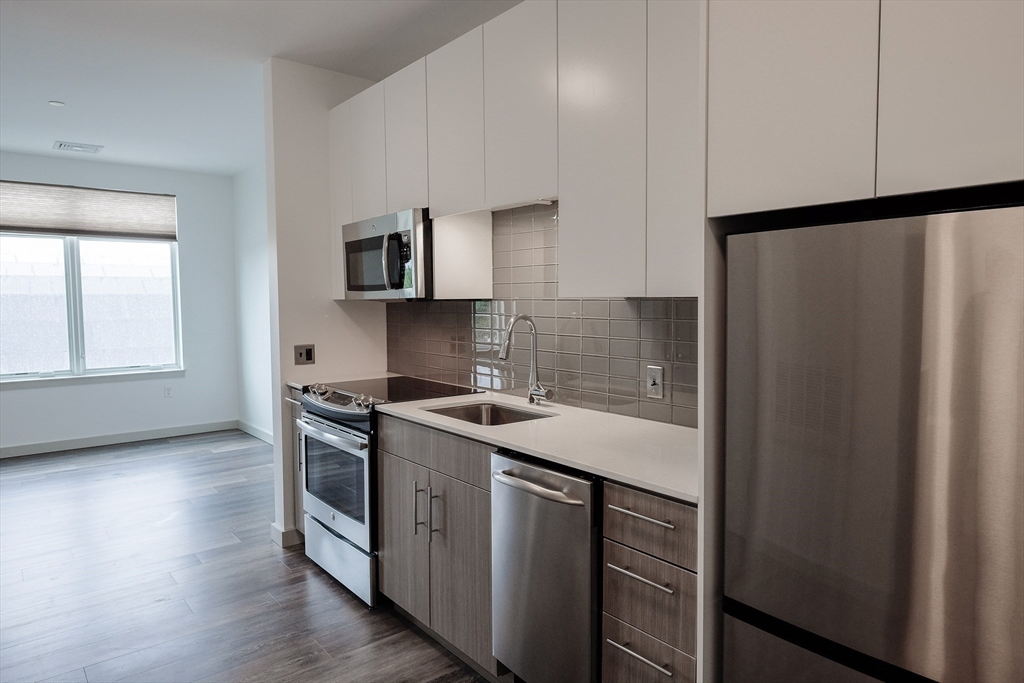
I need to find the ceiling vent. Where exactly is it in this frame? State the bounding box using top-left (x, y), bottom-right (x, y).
top-left (53, 141), bottom-right (104, 154)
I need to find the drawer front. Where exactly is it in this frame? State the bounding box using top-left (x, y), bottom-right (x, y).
top-left (377, 416), bottom-right (431, 467)
top-left (430, 428), bottom-right (492, 491)
top-left (604, 482), bottom-right (697, 570)
top-left (603, 613), bottom-right (695, 683)
top-left (603, 540), bottom-right (696, 655)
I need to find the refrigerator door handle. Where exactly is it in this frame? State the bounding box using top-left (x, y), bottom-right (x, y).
top-left (606, 639), bottom-right (673, 677)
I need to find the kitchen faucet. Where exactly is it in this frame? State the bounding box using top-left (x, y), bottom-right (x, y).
top-left (498, 314), bottom-right (554, 404)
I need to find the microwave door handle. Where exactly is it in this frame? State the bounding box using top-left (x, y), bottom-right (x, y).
top-left (381, 233), bottom-right (392, 290)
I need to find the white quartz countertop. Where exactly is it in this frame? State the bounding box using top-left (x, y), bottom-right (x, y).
top-left (376, 391), bottom-right (698, 503)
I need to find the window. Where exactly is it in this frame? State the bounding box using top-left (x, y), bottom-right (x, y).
top-left (0, 181), bottom-right (180, 380)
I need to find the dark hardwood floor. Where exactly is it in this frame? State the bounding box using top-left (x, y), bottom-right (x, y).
top-left (0, 430), bottom-right (486, 683)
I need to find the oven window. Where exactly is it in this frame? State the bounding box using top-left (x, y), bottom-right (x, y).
top-left (304, 436), bottom-right (366, 524)
top-left (346, 236), bottom-right (386, 292)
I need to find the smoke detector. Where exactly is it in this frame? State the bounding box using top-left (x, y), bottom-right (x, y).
top-left (53, 141), bottom-right (103, 154)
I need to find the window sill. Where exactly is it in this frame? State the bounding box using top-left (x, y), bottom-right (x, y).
top-left (0, 367), bottom-right (185, 389)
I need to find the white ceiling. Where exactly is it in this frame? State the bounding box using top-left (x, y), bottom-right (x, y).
top-left (0, 0), bottom-right (518, 175)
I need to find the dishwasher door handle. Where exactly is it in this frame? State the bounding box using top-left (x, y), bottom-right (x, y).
top-left (492, 470), bottom-right (586, 506)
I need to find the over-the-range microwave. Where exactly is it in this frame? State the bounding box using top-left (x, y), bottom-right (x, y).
top-left (341, 209), bottom-right (432, 300)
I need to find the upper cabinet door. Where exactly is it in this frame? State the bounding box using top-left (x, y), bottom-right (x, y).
top-left (558, 0), bottom-right (647, 298)
top-left (647, 0), bottom-right (705, 298)
top-left (876, 0), bottom-right (1024, 196)
top-left (707, 0), bottom-right (880, 216)
top-left (385, 58), bottom-right (429, 214)
top-left (483, 0), bottom-right (558, 209)
top-left (427, 27), bottom-right (486, 218)
top-left (328, 100), bottom-right (353, 230)
top-left (328, 101), bottom-right (353, 300)
top-left (349, 82), bottom-right (387, 222)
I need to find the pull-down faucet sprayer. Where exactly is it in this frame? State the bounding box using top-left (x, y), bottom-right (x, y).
top-left (498, 314), bottom-right (554, 404)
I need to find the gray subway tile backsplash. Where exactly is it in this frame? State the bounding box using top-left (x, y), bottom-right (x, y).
top-left (386, 201), bottom-right (698, 428)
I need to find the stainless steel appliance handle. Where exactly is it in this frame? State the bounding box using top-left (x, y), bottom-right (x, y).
top-left (297, 419), bottom-right (368, 453)
top-left (295, 420), bottom-right (305, 474)
top-left (607, 504), bottom-right (676, 530)
top-left (284, 397), bottom-right (302, 406)
top-left (491, 471), bottom-right (586, 506)
top-left (606, 639), bottom-right (673, 677)
top-left (607, 563), bottom-right (675, 594)
top-left (381, 233), bottom-right (392, 290)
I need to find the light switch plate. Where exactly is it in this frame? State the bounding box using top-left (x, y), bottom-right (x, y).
top-left (294, 344), bottom-right (315, 365)
top-left (646, 365), bottom-right (664, 399)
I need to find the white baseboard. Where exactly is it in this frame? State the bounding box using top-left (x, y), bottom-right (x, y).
top-left (271, 522), bottom-right (303, 548)
top-left (237, 420), bottom-right (273, 445)
top-left (0, 420), bottom-right (242, 459)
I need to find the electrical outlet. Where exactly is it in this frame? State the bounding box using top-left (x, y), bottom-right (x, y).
top-left (294, 344), bottom-right (315, 365)
top-left (163, 386), bottom-right (172, 398)
top-left (646, 365), bottom-right (664, 399)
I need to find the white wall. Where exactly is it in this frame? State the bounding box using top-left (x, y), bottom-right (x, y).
top-left (232, 162), bottom-right (272, 443)
top-left (263, 58), bottom-right (388, 546)
top-left (0, 151), bottom-right (239, 453)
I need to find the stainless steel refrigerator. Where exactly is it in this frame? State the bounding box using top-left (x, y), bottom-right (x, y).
top-left (724, 205), bottom-right (1023, 683)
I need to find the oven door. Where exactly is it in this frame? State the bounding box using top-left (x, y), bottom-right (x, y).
top-left (342, 209), bottom-right (429, 300)
top-left (297, 414), bottom-right (371, 552)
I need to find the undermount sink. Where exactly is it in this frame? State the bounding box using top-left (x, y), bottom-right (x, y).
top-left (425, 402), bottom-right (553, 426)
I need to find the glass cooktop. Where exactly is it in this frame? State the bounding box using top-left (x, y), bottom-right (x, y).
top-left (324, 375), bottom-right (481, 405)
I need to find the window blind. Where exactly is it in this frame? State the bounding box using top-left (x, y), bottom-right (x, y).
top-left (0, 180), bottom-right (177, 240)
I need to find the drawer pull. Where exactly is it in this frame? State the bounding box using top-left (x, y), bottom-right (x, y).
top-left (607, 563), bottom-right (674, 594)
top-left (608, 504), bottom-right (676, 530)
top-left (606, 638), bottom-right (673, 677)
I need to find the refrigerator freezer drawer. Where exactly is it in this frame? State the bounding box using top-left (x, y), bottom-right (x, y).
top-left (724, 615), bottom-right (878, 683)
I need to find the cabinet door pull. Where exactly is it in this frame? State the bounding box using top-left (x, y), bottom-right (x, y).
top-left (607, 504), bottom-right (675, 529)
top-left (606, 639), bottom-right (673, 677)
top-left (607, 563), bottom-right (674, 594)
top-left (428, 487), bottom-right (441, 541)
top-left (413, 480), bottom-right (426, 535)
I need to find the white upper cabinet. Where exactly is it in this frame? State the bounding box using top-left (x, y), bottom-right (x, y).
top-left (876, 0), bottom-right (1024, 196)
top-left (384, 58), bottom-right (429, 213)
top-left (328, 101), bottom-right (353, 300)
top-left (328, 101), bottom-right (353, 229)
top-left (707, 0), bottom-right (880, 216)
top-left (349, 82), bottom-right (387, 222)
top-left (557, 0), bottom-right (648, 298)
top-left (647, 0), bottom-right (704, 297)
top-left (483, 0), bottom-right (558, 210)
top-left (427, 27), bottom-right (486, 218)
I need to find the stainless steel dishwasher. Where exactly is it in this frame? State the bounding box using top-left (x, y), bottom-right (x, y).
top-left (491, 452), bottom-right (598, 683)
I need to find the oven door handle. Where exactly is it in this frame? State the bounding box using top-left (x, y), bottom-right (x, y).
top-left (297, 420), bottom-right (368, 454)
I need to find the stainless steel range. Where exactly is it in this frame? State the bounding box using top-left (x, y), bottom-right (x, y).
top-left (295, 375), bottom-right (481, 607)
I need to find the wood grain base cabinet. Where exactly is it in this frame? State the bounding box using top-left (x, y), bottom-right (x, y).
top-left (377, 451), bottom-right (430, 625)
top-left (604, 614), bottom-right (695, 683)
top-left (377, 417), bottom-right (499, 675)
top-left (602, 483), bottom-right (698, 683)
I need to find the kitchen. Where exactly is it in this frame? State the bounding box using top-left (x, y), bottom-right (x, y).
top-left (0, 1), bottom-right (1021, 683)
